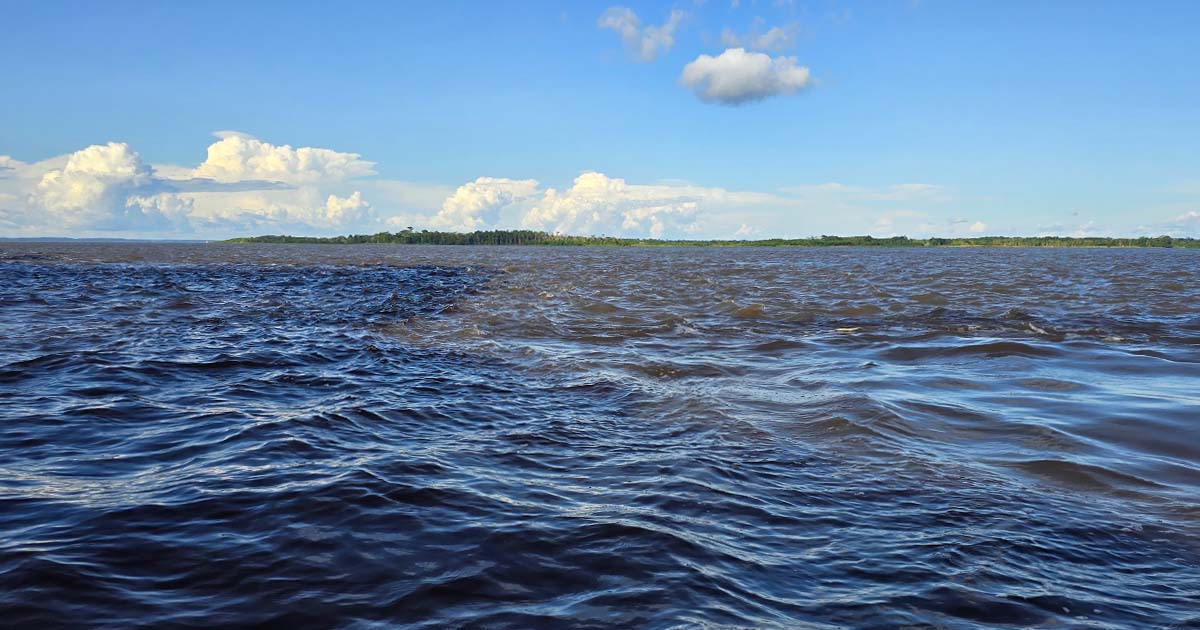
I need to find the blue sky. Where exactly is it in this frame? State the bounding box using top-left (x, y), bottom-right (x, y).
top-left (1, 0), bottom-right (1198, 239)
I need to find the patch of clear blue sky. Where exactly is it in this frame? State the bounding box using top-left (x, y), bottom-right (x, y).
top-left (2, 0), bottom-right (1198, 229)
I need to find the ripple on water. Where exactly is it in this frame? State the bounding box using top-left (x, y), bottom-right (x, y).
top-left (0, 243), bottom-right (1198, 628)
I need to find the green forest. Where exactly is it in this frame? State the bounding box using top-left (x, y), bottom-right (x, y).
top-left (225, 230), bottom-right (1198, 248)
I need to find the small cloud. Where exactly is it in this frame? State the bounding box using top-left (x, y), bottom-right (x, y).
top-left (1033, 219), bottom-right (1109, 238)
top-left (598, 6), bottom-right (686, 62)
top-left (719, 23), bottom-right (800, 52)
top-left (679, 48), bottom-right (813, 105)
top-left (1175, 210), bottom-right (1200, 224)
top-left (872, 210), bottom-right (926, 234)
top-left (1157, 210), bottom-right (1200, 235)
top-left (869, 210), bottom-right (992, 238)
top-left (734, 223), bottom-right (758, 238)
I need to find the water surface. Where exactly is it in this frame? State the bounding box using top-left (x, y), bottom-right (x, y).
top-left (1, 243), bottom-right (1197, 628)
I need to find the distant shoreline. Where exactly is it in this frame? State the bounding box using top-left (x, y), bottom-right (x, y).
top-left (223, 230), bottom-right (1198, 249)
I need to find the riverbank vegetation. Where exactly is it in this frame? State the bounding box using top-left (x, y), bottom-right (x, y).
top-left (226, 230), bottom-right (1198, 248)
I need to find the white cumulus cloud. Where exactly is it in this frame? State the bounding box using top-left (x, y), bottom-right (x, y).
top-left (0, 135), bottom-right (385, 236)
top-left (181, 186), bottom-right (376, 232)
top-left (1, 135), bottom-right (980, 240)
top-left (29, 142), bottom-right (190, 230)
top-left (34, 142), bottom-right (151, 212)
top-left (429, 177), bottom-right (540, 231)
top-left (192, 131), bottom-right (376, 185)
top-left (522, 171), bottom-right (717, 238)
top-left (324, 191), bottom-right (371, 225)
top-left (679, 47), bottom-right (813, 104)
top-left (598, 6), bottom-right (685, 62)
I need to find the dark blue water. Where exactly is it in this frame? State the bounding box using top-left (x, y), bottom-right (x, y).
top-left (1, 244), bottom-right (1197, 628)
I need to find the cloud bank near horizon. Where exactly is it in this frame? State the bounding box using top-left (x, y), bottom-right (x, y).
top-left (1, 133), bottom-right (1186, 240)
top-left (0, 133), bottom-right (379, 236)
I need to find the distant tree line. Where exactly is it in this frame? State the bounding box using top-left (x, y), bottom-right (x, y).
top-left (224, 229), bottom-right (1199, 248)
